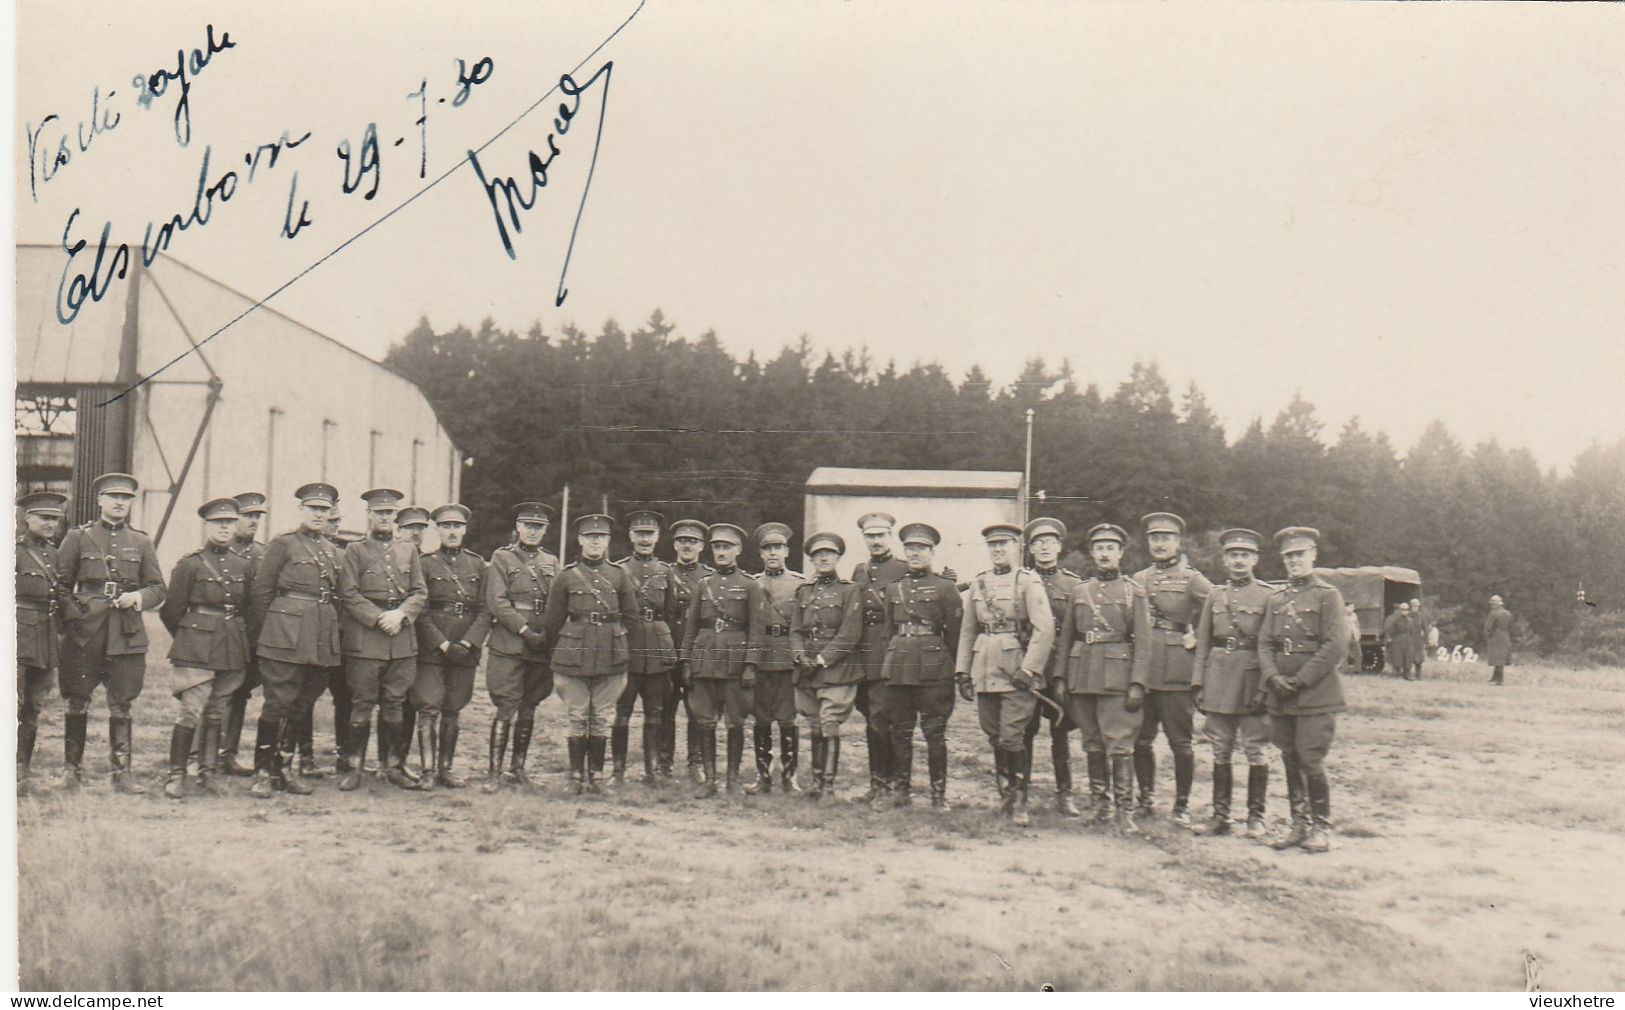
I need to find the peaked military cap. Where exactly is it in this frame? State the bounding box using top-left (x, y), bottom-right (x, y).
top-left (626, 510), bottom-right (666, 533)
top-left (18, 491), bottom-right (68, 517)
top-left (361, 488), bottom-right (405, 509)
top-left (432, 503), bottom-right (471, 524)
top-left (755, 522), bottom-right (792, 547)
top-left (1218, 528), bottom-right (1264, 552)
top-left (93, 472), bottom-right (139, 496)
top-left (513, 502), bottom-right (553, 524)
top-left (396, 506), bottom-right (432, 528)
top-left (708, 523), bottom-right (747, 547)
top-left (981, 522), bottom-right (1022, 543)
top-left (1024, 517), bottom-right (1066, 542)
top-left (804, 531), bottom-right (845, 555)
top-left (575, 513), bottom-right (614, 536)
top-left (198, 497), bottom-right (241, 521)
top-left (233, 492), bottom-right (268, 515)
top-left (295, 482), bottom-right (339, 507)
top-left (1088, 522), bottom-right (1128, 545)
top-left (858, 511), bottom-right (897, 535)
top-left (898, 522), bottom-right (940, 547)
top-left (670, 518), bottom-right (708, 541)
top-left (1274, 526), bottom-right (1321, 554)
top-left (1141, 512), bottom-right (1185, 535)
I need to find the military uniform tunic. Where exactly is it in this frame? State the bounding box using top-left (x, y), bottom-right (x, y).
top-left (412, 547), bottom-right (491, 718)
top-left (1382, 610), bottom-right (1416, 674)
top-left (1191, 576), bottom-right (1274, 765)
top-left (956, 568), bottom-right (1054, 751)
top-left (1130, 556), bottom-right (1210, 760)
top-left (1052, 570), bottom-right (1151, 756)
top-left (753, 566), bottom-right (808, 723)
top-left (613, 553), bottom-right (684, 732)
top-left (790, 575), bottom-right (866, 733)
top-left (229, 536), bottom-right (267, 691)
top-left (483, 543), bottom-right (559, 721)
top-left (1259, 574), bottom-right (1348, 775)
top-left (16, 533), bottom-right (61, 728)
top-left (250, 530), bottom-right (344, 720)
top-left (680, 566), bottom-right (766, 729)
top-left (1030, 566), bottom-right (1084, 731)
top-left (160, 544), bottom-right (254, 727)
top-left (540, 558), bottom-right (639, 737)
top-left (852, 554), bottom-right (909, 681)
top-left (1483, 606), bottom-right (1513, 667)
top-left (880, 568), bottom-right (964, 747)
top-left (338, 535), bottom-right (428, 725)
top-left (658, 560), bottom-right (711, 765)
top-left (56, 520), bottom-right (167, 713)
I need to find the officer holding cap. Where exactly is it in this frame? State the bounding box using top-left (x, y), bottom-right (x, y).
top-left (1052, 522), bottom-right (1152, 833)
top-left (851, 512), bottom-right (908, 808)
top-left (411, 503), bottom-right (491, 789)
top-left (612, 510), bottom-right (684, 785)
top-left (1259, 526), bottom-right (1348, 853)
top-left (56, 472), bottom-right (167, 793)
top-left (661, 518), bottom-right (712, 783)
top-left (541, 513), bottom-right (640, 794)
top-left (680, 523), bottom-right (767, 798)
top-left (158, 498), bottom-right (255, 799)
top-left (1189, 528), bottom-right (1275, 838)
top-left (248, 482), bottom-right (344, 798)
top-left (879, 522), bottom-right (964, 811)
top-left (955, 521), bottom-right (1055, 825)
top-left (791, 531), bottom-right (867, 799)
top-left (747, 521), bottom-right (808, 794)
top-left (482, 501), bottom-right (560, 791)
top-left (16, 490), bottom-right (67, 792)
top-left (1023, 517), bottom-right (1085, 817)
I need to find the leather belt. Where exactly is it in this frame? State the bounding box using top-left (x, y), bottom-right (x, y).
top-left (1082, 630), bottom-right (1128, 644)
top-left (281, 589), bottom-right (334, 605)
top-left (429, 600), bottom-right (472, 616)
top-left (1151, 618), bottom-right (1182, 631)
top-left (979, 622), bottom-right (1019, 635)
top-left (1275, 637), bottom-right (1322, 655)
top-left (568, 612), bottom-right (611, 625)
top-left (16, 598), bottom-right (53, 613)
top-left (805, 626), bottom-right (833, 640)
top-left (638, 606), bottom-right (658, 622)
top-left (189, 602), bottom-right (242, 619)
top-left (510, 599), bottom-right (540, 612)
top-left (895, 622), bottom-right (938, 637)
top-left (74, 581), bottom-right (124, 599)
top-left (1223, 635), bottom-right (1258, 652)
top-left (365, 596), bottom-right (403, 609)
top-left (710, 618), bottom-right (745, 633)
top-left (764, 625), bottom-right (788, 636)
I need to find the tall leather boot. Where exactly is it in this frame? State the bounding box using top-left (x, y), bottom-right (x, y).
top-left (438, 714), bottom-right (466, 788)
top-left (278, 718), bottom-right (314, 795)
top-left (18, 723), bottom-right (39, 790)
top-left (860, 724), bottom-right (884, 804)
top-left (1302, 771), bottom-right (1333, 853)
top-left (890, 732), bottom-right (914, 809)
top-left (927, 730), bottom-right (950, 812)
top-left (780, 725), bottom-right (801, 793)
top-left (692, 727), bottom-right (718, 799)
top-left (1133, 745), bottom-right (1156, 816)
top-left (1110, 754), bottom-right (1140, 834)
top-left (249, 719), bottom-right (280, 798)
top-left (807, 732), bottom-right (826, 799)
top-left (481, 719), bottom-right (511, 793)
top-left (641, 723), bottom-right (659, 785)
top-left (1244, 764), bottom-right (1269, 838)
top-left (59, 712), bottom-right (87, 790)
top-left (610, 724), bottom-right (630, 785)
top-left (1009, 748), bottom-right (1031, 826)
top-left (992, 748), bottom-right (1010, 815)
top-left (400, 705), bottom-right (418, 776)
top-left (746, 723), bottom-right (774, 795)
top-left (338, 720), bottom-right (370, 791)
top-left (1272, 756), bottom-right (1311, 849)
top-left (1086, 752), bottom-right (1111, 824)
top-left (686, 716), bottom-right (703, 783)
top-left (567, 736), bottom-right (587, 795)
top-left (725, 726), bottom-right (745, 795)
top-left (109, 717), bottom-right (146, 795)
top-left (509, 717), bottom-right (535, 786)
top-left (195, 721), bottom-right (221, 794)
top-left (381, 721), bottom-right (419, 789)
top-left (1172, 749), bottom-right (1196, 827)
top-left (822, 733), bottom-right (841, 793)
top-left (164, 725), bottom-right (193, 800)
top-left (416, 716), bottom-right (439, 793)
top-left (587, 735), bottom-right (608, 793)
top-left (1053, 728), bottom-right (1081, 817)
top-left (220, 692), bottom-right (253, 776)
top-left (297, 709), bottom-right (326, 779)
top-left (1193, 762), bottom-right (1233, 835)
top-left (333, 701), bottom-right (354, 775)
top-left (656, 707), bottom-right (677, 777)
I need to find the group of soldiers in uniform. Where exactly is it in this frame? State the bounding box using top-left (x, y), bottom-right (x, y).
top-left (14, 477), bottom-right (1349, 853)
top-left (1380, 597), bottom-right (1432, 680)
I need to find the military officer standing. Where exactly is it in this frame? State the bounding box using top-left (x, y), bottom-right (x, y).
top-left (1130, 512), bottom-right (1213, 827)
top-left (879, 523), bottom-right (963, 811)
top-left (1189, 529), bottom-right (1275, 838)
top-left (680, 523), bottom-right (766, 797)
top-left (955, 523), bottom-right (1055, 825)
top-left (747, 522), bottom-right (807, 794)
top-left (790, 532), bottom-right (867, 800)
top-left (540, 514), bottom-right (640, 794)
top-left (1023, 517), bottom-right (1084, 817)
top-left (213, 492), bottom-right (267, 777)
top-left (158, 498), bottom-right (255, 799)
top-left (612, 511), bottom-right (682, 785)
top-left (394, 503), bottom-right (435, 763)
top-left (248, 483), bottom-right (344, 798)
top-left (850, 512), bottom-right (908, 807)
top-left (1382, 603), bottom-right (1415, 679)
top-left (337, 488), bottom-right (429, 791)
top-left (1409, 597), bottom-right (1428, 679)
top-left (661, 519), bottom-right (711, 782)
top-left (482, 501), bottom-right (559, 791)
top-left (1258, 527), bottom-right (1348, 854)
top-left (1051, 523), bottom-right (1152, 833)
top-left (300, 501), bottom-right (353, 780)
top-left (1483, 594), bottom-right (1513, 685)
top-left (411, 504), bottom-right (491, 789)
top-left (56, 473), bottom-right (167, 793)
top-left (16, 491), bottom-right (67, 792)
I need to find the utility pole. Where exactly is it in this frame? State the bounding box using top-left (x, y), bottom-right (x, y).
top-left (1023, 407), bottom-right (1035, 528)
top-left (559, 484), bottom-right (571, 561)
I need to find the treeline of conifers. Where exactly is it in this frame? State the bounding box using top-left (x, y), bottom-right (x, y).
top-left (383, 311), bottom-right (1625, 663)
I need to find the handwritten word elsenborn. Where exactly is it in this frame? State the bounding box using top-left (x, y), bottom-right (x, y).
top-left (54, 130), bottom-right (311, 325)
top-left (132, 23), bottom-right (235, 147)
top-left (468, 62), bottom-right (612, 307)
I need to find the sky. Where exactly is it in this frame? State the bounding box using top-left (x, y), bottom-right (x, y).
top-left (13, 1), bottom-right (1624, 471)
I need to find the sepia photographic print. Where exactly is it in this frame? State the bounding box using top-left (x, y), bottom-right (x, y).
top-left (8, 0), bottom-right (1625, 998)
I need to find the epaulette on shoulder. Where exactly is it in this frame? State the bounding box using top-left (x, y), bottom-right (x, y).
top-left (613, 556), bottom-right (632, 566)
top-left (745, 571), bottom-right (762, 580)
top-left (180, 547), bottom-right (203, 559)
top-left (790, 570), bottom-right (810, 580)
top-left (604, 558), bottom-right (624, 567)
top-left (1061, 567), bottom-right (1082, 579)
top-left (130, 526), bottom-right (150, 535)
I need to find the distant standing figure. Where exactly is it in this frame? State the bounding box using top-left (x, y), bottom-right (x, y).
top-left (1382, 602), bottom-right (1414, 679)
top-left (1408, 598), bottom-right (1427, 679)
top-left (1344, 603), bottom-right (1362, 673)
top-left (1483, 595), bottom-right (1513, 686)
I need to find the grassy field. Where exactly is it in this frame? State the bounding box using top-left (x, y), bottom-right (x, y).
top-left (16, 658), bottom-right (1625, 991)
